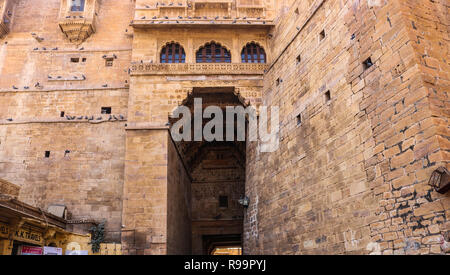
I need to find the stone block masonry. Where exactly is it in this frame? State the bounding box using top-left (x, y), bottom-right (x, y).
top-left (244, 0), bottom-right (449, 255)
top-left (0, 0), bottom-right (448, 255)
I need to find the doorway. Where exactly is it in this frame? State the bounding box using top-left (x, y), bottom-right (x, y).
top-left (168, 87), bottom-right (247, 255)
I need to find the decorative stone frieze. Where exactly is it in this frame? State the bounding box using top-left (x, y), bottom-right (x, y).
top-left (130, 62), bottom-right (267, 75)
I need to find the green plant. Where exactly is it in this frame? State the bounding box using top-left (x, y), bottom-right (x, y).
top-left (89, 222), bottom-right (105, 253)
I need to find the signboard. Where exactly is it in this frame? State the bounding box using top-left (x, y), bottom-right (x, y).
top-left (20, 245), bottom-right (43, 255)
top-left (0, 222), bottom-right (44, 245)
top-left (43, 246), bottom-right (63, 255)
top-left (65, 250), bottom-right (89, 255)
top-left (14, 228), bottom-right (43, 245)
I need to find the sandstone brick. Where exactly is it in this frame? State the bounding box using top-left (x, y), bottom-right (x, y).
top-left (422, 235), bottom-right (442, 245)
top-left (414, 201), bottom-right (444, 217)
top-left (430, 245), bottom-right (441, 254)
top-left (383, 232), bottom-right (398, 241)
top-left (390, 150), bottom-right (415, 169)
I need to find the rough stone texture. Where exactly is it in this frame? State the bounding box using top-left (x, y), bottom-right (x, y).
top-left (0, 178), bottom-right (19, 197)
top-left (167, 135), bottom-right (192, 255)
top-left (244, 0), bottom-right (449, 255)
top-left (0, 0), bottom-right (448, 255)
top-left (0, 0), bottom-right (133, 242)
top-left (121, 130), bottom-right (168, 255)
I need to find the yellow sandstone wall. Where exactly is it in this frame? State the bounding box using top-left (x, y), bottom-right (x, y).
top-left (167, 135), bottom-right (192, 255)
top-left (0, 0), bottom-right (447, 255)
top-left (0, 0), bottom-right (134, 242)
top-left (121, 5), bottom-right (268, 252)
top-left (244, 0), bottom-right (449, 255)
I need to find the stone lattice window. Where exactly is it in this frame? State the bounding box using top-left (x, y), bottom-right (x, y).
top-left (161, 42), bottom-right (186, 64)
top-left (241, 42), bottom-right (266, 63)
top-left (196, 42), bottom-right (231, 63)
top-left (70, 0), bottom-right (85, 12)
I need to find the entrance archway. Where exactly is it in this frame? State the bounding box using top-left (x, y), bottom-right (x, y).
top-left (167, 87), bottom-right (248, 255)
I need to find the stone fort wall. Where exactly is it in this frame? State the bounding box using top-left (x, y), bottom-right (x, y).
top-left (0, 0), bottom-right (447, 254)
top-left (0, 0), bottom-right (134, 242)
top-left (244, 0), bottom-right (449, 255)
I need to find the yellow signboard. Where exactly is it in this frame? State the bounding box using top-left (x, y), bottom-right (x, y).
top-left (0, 222), bottom-right (43, 245)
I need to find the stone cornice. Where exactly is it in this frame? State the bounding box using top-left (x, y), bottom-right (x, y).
top-left (131, 19), bottom-right (274, 29)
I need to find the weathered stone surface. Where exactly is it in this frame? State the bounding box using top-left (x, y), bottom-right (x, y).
top-left (0, 0), bottom-right (448, 255)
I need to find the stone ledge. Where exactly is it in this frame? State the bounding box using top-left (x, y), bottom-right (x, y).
top-left (0, 116), bottom-right (127, 125)
top-left (130, 63), bottom-right (268, 76)
top-left (132, 19), bottom-right (274, 29)
top-left (0, 86), bottom-right (129, 93)
top-left (125, 122), bottom-right (170, 130)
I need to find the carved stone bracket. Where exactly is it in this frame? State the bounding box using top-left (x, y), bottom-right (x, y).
top-left (59, 19), bottom-right (95, 45)
top-left (58, 0), bottom-right (100, 45)
top-left (43, 228), bottom-right (57, 240)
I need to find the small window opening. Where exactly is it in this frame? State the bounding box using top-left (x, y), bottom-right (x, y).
top-left (296, 114), bottom-right (302, 126)
top-left (319, 30), bottom-right (326, 41)
top-left (363, 57), bottom-right (373, 70)
top-left (70, 58), bottom-right (80, 63)
top-left (70, 0), bottom-right (85, 12)
top-left (276, 78), bottom-right (281, 86)
top-left (82, 58), bottom-right (87, 62)
top-left (60, 111), bottom-right (65, 117)
top-left (325, 90), bottom-right (331, 102)
top-left (296, 55), bottom-right (301, 64)
top-left (105, 58), bottom-right (114, 67)
top-left (45, 151), bottom-right (50, 158)
top-left (219, 196), bottom-right (228, 208)
top-left (101, 107), bottom-right (112, 114)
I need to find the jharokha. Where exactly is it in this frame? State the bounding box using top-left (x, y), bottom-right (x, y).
top-left (0, 0), bottom-right (448, 255)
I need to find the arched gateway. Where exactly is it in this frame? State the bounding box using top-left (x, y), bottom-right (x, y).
top-left (121, 81), bottom-right (264, 255)
top-left (168, 87), bottom-right (248, 254)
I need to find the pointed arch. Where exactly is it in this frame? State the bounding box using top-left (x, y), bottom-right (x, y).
top-left (196, 42), bottom-right (231, 63)
top-left (241, 42), bottom-right (266, 64)
top-left (161, 42), bottom-right (186, 64)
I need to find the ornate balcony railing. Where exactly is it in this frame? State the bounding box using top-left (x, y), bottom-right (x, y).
top-left (130, 63), bottom-right (268, 75)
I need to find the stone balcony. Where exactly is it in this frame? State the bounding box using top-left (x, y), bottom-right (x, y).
top-left (130, 62), bottom-right (268, 76)
top-left (58, 0), bottom-right (99, 45)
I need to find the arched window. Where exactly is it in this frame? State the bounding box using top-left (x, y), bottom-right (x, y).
top-left (241, 42), bottom-right (266, 63)
top-left (161, 42), bottom-right (186, 63)
top-left (70, 0), bottom-right (85, 12)
top-left (196, 42), bottom-right (231, 63)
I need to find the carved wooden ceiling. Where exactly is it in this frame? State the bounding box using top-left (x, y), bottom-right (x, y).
top-left (170, 87), bottom-right (247, 181)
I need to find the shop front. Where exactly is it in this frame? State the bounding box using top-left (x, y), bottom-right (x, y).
top-left (0, 221), bottom-right (44, 255)
top-left (0, 194), bottom-right (91, 255)
top-left (0, 178), bottom-right (120, 256)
